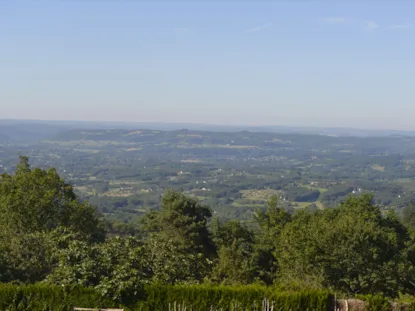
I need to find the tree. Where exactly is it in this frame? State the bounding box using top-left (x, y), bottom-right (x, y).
top-left (278, 194), bottom-right (415, 296)
top-left (94, 237), bottom-right (149, 304)
top-left (46, 233), bottom-right (149, 305)
top-left (401, 201), bottom-right (415, 231)
top-left (0, 156), bottom-right (105, 242)
top-left (140, 189), bottom-right (215, 284)
top-left (253, 195), bottom-right (291, 284)
top-left (0, 156), bottom-right (105, 283)
top-left (210, 219), bottom-right (257, 284)
top-left (0, 229), bottom-right (54, 283)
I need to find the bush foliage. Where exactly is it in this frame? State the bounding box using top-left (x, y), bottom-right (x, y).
top-left (0, 283), bottom-right (333, 311)
top-left (135, 284), bottom-right (333, 311)
top-left (0, 283), bottom-right (116, 311)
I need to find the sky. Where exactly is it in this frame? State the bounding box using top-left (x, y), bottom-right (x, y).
top-left (1, 1), bottom-right (415, 130)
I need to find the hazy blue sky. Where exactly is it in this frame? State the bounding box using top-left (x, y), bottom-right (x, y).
top-left (1, 1), bottom-right (415, 129)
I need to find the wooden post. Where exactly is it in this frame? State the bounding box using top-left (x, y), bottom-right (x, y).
top-left (334, 294), bottom-right (336, 311)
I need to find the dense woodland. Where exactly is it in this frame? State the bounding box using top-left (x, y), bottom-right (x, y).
top-left (2, 156), bottom-right (415, 308)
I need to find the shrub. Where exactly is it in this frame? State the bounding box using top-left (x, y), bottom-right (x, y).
top-left (0, 283), bottom-right (117, 311)
top-left (0, 283), bottom-right (333, 311)
top-left (133, 284), bottom-right (333, 311)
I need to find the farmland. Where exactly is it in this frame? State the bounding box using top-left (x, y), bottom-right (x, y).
top-left (2, 121), bottom-right (415, 222)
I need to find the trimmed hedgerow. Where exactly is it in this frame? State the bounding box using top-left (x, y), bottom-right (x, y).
top-left (0, 283), bottom-right (333, 311)
top-left (133, 284), bottom-right (333, 311)
top-left (0, 283), bottom-right (117, 311)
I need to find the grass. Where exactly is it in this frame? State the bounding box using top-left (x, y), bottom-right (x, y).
top-left (43, 139), bottom-right (133, 147)
top-left (109, 180), bottom-right (141, 186)
top-left (125, 130), bottom-right (142, 135)
top-left (293, 202), bottom-right (312, 209)
top-left (291, 200), bottom-right (325, 209)
top-left (74, 186), bottom-right (96, 196)
top-left (313, 187), bottom-right (328, 193)
top-left (181, 159), bottom-right (203, 163)
top-left (103, 192), bottom-right (133, 197)
top-left (300, 184), bottom-right (328, 193)
top-left (267, 138), bottom-right (292, 144)
top-left (395, 178), bottom-right (415, 191)
top-left (213, 144), bottom-right (258, 149)
top-left (232, 201), bottom-right (264, 208)
top-left (240, 189), bottom-right (282, 201)
top-left (103, 188), bottom-right (135, 197)
top-left (177, 144), bottom-right (258, 149)
top-left (316, 201), bottom-right (325, 209)
top-left (371, 164), bottom-right (385, 172)
top-left (73, 149), bottom-right (100, 154)
top-left (74, 186), bottom-right (89, 192)
top-left (184, 193), bottom-right (208, 201)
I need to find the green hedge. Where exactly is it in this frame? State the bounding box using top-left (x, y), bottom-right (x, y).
top-left (0, 283), bottom-right (333, 311)
top-left (0, 283), bottom-right (117, 311)
top-left (134, 285), bottom-right (333, 311)
top-left (7, 283), bottom-right (415, 310)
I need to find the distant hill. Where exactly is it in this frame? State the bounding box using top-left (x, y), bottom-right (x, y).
top-left (0, 122), bottom-right (69, 144)
top-left (2, 119), bottom-right (415, 144)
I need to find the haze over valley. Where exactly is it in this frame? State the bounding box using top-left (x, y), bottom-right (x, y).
top-left (2, 1), bottom-right (415, 310)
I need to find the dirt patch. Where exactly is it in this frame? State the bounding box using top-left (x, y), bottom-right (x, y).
top-left (126, 130), bottom-right (142, 135)
top-left (181, 159), bottom-right (202, 163)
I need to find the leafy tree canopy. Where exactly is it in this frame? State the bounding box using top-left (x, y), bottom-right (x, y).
top-left (278, 194), bottom-right (415, 296)
top-left (0, 156), bottom-right (105, 242)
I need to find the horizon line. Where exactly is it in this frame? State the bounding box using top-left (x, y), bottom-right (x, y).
top-left (2, 118), bottom-right (415, 133)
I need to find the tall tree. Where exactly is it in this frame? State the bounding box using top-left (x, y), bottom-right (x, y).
top-left (141, 189), bottom-right (215, 284)
top-left (0, 156), bottom-right (105, 283)
top-left (253, 195), bottom-right (291, 284)
top-left (210, 219), bottom-right (257, 284)
top-left (0, 156), bottom-right (105, 241)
